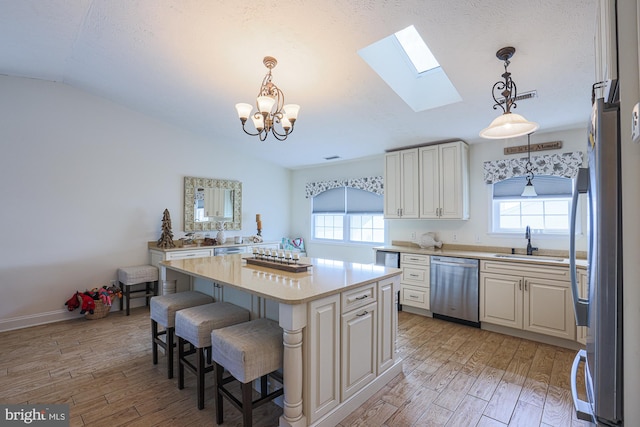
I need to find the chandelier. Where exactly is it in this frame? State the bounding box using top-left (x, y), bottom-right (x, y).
top-left (480, 47), bottom-right (539, 139)
top-left (235, 56), bottom-right (300, 142)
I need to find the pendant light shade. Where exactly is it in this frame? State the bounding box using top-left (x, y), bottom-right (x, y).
top-left (480, 112), bottom-right (539, 139)
top-left (521, 180), bottom-right (538, 197)
top-left (480, 47), bottom-right (539, 140)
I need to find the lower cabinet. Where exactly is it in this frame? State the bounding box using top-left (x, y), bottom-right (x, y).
top-left (480, 261), bottom-right (575, 341)
top-left (305, 276), bottom-right (399, 424)
top-left (341, 301), bottom-right (377, 400)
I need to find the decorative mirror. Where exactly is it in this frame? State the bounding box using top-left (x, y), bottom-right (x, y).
top-left (184, 176), bottom-right (242, 232)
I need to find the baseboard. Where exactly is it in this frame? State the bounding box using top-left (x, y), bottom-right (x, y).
top-left (481, 323), bottom-right (584, 351)
top-left (0, 299), bottom-right (148, 332)
top-left (400, 305), bottom-right (432, 317)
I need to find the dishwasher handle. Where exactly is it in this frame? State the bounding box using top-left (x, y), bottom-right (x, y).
top-left (431, 260), bottom-right (478, 268)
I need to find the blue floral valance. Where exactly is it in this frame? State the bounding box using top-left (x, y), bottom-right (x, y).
top-left (305, 176), bottom-right (383, 198)
top-left (483, 152), bottom-right (584, 184)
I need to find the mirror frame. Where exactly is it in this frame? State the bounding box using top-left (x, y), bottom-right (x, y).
top-left (184, 176), bottom-right (242, 232)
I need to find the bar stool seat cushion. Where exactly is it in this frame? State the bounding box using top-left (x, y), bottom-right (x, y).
top-left (150, 291), bottom-right (214, 328)
top-left (175, 302), bottom-right (250, 348)
top-left (118, 265), bottom-right (158, 285)
top-left (211, 318), bottom-right (283, 384)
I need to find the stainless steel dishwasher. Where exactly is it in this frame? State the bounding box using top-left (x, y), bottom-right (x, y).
top-left (430, 256), bottom-right (480, 326)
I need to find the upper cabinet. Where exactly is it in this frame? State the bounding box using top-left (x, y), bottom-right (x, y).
top-left (384, 149), bottom-right (420, 218)
top-left (385, 140), bottom-right (469, 220)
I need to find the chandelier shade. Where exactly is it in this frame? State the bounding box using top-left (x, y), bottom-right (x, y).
top-left (480, 47), bottom-right (538, 140)
top-left (480, 112), bottom-right (539, 139)
top-left (235, 56), bottom-right (300, 142)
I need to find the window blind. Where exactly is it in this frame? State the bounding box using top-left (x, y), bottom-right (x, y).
top-left (312, 187), bottom-right (383, 214)
top-left (493, 175), bottom-right (573, 199)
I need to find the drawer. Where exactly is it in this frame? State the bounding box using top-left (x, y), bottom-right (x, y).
top-left (342, 283), bottom-right (377, 313)
top-left (166, 249), bottom-right (214, 260)
top-left (401, 253), bottom-right (430, 265)
top-left (401, 266), bottom-right (429, 287)
top-left (400, 285), bottom-right (429, 310)
top-left (480, 260), bottom-right (570, 281)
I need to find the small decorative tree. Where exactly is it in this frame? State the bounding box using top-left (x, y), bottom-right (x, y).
top-left (157, 209), bottom-right (176, 248)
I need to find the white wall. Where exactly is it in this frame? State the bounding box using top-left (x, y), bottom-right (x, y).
top-left (291, 129), bottom-right (587, 266)
top-left (0, 76), bottom-right (291, 330)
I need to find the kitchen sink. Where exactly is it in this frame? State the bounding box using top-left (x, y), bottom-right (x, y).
top-left (493, 254), bottom-right (566, 262)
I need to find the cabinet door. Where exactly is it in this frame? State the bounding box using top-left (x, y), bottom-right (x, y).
top-left (524, 277), bottom-right (576, 340)
top-left (384, 152), bottom-right (402, 218)
top-left (307, 295), bottom-right (340, 423)
top-left (400, 149), bottom-right (420, 218)
top-left (439, 142), bottom-right (469, 219)
top-left (419, 145), bottom-right (440, 218)
top-left (384, 150), bottom-right (419, 218)
top-left (577, 269), bottom-right (588, 345)
top-left (480, 273), bottom-right (523, 329)
top-left (341, 301), bottom-right (377, 400)
top-left (378, 278), bottom-right (397, 374)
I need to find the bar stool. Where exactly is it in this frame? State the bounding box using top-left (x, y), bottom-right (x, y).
top-left (175, 302), bottom-right (251, 410)
top-left (117, 265), bottom-right (159, 315)
top-left (211, 318), bottom-right (284, 426)
top-left (150, 291), bottom-right (214, 379)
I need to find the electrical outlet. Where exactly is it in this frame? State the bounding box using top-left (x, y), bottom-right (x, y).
top-left (410, 231), bottom-right (417, 241)
top-left (452, 233), bottom-right (458, 242)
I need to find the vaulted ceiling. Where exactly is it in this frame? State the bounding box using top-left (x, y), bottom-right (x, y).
top-left (0, 0), bottom-right (597, 169)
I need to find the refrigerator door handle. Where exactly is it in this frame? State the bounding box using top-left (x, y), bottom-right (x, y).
top-left (571, 349), bottom-right (595, 422)
top-left (570, 168), bottom-right (589, 326)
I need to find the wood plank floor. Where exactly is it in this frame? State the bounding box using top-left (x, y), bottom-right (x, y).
top-left (0, 307), bottom-right (595, 426)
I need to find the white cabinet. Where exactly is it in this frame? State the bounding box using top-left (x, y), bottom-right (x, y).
top-left (150, 247), bottom-right (214, 293)
top-left (419, 141), bottom-right (469, 219)
top-left (305, 276), bottom-right (399, 423)
top-left (399, 253), bottom-right (430, 311)
top-left (306, 294), bottom-right (341, 422)
top-left (377, 277), bottom-right (397, 374)
top-left (577, 267), bottom-right (588, 345)
top-left (480, 261), bottom-right (575, 341)
top-left (594, 0), bottom-right (617, 86)
top-left (341, 300), bottom-right (377, 400)
top-left (384, 149), bottom-right (419, 218)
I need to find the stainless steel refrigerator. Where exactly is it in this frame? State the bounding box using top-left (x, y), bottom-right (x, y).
top-left (569, 93), bottom-right (623, 426)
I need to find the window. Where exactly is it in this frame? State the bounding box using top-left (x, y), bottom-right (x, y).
top-left (491, 175), bottom-right (573, 234)
top-left (312, 187), bottom-right (385, 244)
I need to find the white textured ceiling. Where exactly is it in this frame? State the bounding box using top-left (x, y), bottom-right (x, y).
top-left (0, 0), bottom-right (597, 169)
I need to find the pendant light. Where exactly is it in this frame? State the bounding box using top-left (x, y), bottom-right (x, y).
top-left (480, 47), bottom-right (539, 139)
top-left (521, 133), bottom-right (537, 197)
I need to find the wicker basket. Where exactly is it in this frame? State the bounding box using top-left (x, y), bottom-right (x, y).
top-left (85, 300), bottom-right (111, 320)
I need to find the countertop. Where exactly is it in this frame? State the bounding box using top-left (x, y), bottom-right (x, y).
top-left (374, 241), bottom-right (588, 268)
top-left (161, 254), bottom-right (402, 304)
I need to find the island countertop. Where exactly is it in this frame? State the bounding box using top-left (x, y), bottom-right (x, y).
top-left (161, 254), bottom-right (402, 304)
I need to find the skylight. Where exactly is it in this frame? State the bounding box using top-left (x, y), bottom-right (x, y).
top-left (358, 26), bottom-right (461, 112)
top-left (394, 25), bottom-right (439, 74)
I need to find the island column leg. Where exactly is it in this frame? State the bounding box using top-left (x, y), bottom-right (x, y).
top-left (279, 303), bottom-right (308, 427)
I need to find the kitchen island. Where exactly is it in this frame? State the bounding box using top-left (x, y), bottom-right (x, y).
top-left (161, 254), bottom-right (402, 427)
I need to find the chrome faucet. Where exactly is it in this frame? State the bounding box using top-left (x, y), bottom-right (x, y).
top-left (525, 226), bottom-right (538, 255)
